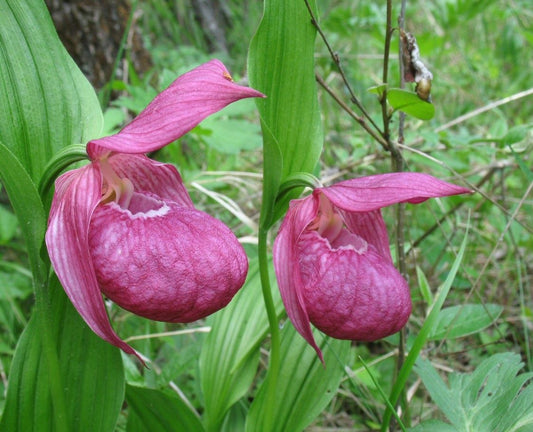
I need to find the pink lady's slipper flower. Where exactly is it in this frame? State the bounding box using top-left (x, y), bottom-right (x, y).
top-left (273, 173), bottom-right (470, 361)
top-left (45, 60), bottom-right (264, 360)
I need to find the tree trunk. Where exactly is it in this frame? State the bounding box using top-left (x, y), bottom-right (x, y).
top-left (45, 0), bottom-right (151, 89)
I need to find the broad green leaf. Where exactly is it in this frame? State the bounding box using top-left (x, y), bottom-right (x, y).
top-left (248, 0), bottom-right (323, 228)
top-left (199, 259), bottom-right (283, 432)
top-left (415, 353), bottom-right (533, 432)
top-left (245, 323), bottom-right (351, 432)
top-left (125, 385), bottom-right (204, 432)
top-left (0, 277), bottom-right (125, 432)
top-left (387, 88), bottom-right (435, 120)
top-left (429, 304), bottom-right (503, 340)
top-left (0, 0), bottom-right (103, 182)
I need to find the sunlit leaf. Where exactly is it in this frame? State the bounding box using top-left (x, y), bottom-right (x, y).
top-left (387, 88), bottom-right (435, 120)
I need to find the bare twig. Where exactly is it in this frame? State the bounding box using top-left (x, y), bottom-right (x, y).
top-left (435, 88), bottom-right (533, 133)
top-left (315, 73), bottom-right (389, 150)
top-left (303, 0), bottom-right (385, 141)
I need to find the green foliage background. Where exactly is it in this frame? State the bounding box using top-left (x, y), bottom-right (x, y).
top-left (0, 0), bottom-right (531, 430)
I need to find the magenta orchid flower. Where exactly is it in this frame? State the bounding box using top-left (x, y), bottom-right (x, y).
top-left (45, 60), bottom-right (264, 361)
top-left (273, 172), bottom-right (470, 361)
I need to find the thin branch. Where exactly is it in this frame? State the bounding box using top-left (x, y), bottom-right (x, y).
top-left (380, 0), bottom-right (394, 145)
top-left (435, 87), bottom-right (533, 133)
top-left (303, 0), bottom-right (385, 139)
top-left (315, 73), bottom-right (389, 150)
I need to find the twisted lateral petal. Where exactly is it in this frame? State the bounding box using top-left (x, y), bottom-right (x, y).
top-left (106, 153), bottom-right (194, 207)
top-left (87, 59), bottom-right (265, 158)
top-left (273, 196), bottom-right (324, 362)
top-left (89, 201), bottom-right (248, 322)
top-left (319, 172), bottom-right (471, 212)
top-left (45, 164), bottom-right (141, 361)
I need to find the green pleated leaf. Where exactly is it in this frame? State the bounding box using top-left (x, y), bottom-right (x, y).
top-left (125, 385), bottom-right (204, 432)
top-left (248, 0), bottom-right (323, 228)
top-left (0, 0), bottom-right (103, 182)
top-left (0, 277), bottom-right (125, 432)
top-left (387, 88), bottom-right (435, 120)
top-left (429, 304), bottom-right (503, 341)
top-left (199, 259), bottom-right (283, 432)
top-left (245, 323), bottom-right (351, 432)
top-left (0, 141), bottom-right (47, 282)
top-left (0, 1), bottom-right (118, 430)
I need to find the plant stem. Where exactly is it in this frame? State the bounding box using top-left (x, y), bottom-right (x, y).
top-left (258, 227), bottom-right (281, 431)
top-left (34, 272), bottom-right (69, 432)
top-left (381, 0), bottom-right (411, 429)
top-left (380, 0), bottom-right (393, 143)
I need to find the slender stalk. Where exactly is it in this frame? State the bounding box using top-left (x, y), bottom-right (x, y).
top-left (258, 227), bottom-right (281, 431)
top-left (381, 0), bottom-right (411, 429)
top-left (34, 274), bottom-right (69, 432)
top-left (315, 73), bottom-right (389, 151)
top-left (380, 0), bottom-right (393, 143)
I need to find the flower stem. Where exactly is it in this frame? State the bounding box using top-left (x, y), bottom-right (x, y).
top-left (35, 274), bottom-right (69, 432)
top-left (258, 227), bottom-right (281, 431)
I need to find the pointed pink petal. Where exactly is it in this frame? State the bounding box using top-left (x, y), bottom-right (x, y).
top-left (273, 196), bottom-right (325, 362)
top-left (45, 164), bottom-right (143, 362)
top-left (319, 172), bottom-right (470, 212)
top-left (89, 200), bottom-right (248, 322)
top-left (297, 230), bottom-right (412, 340)
top-left (106, 153), bottom-right (194, 207)
top-left (88, 59), bottom-right (265, 158)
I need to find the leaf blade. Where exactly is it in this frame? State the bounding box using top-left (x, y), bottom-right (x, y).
top-left (245, 323), bottom-right (351, 432)
top-left (248, 0), bottom-right (323, 227)
top-left (125, 385), bottom-right (204, 432)
top-left (0, 0), bottom-right (102, 181)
